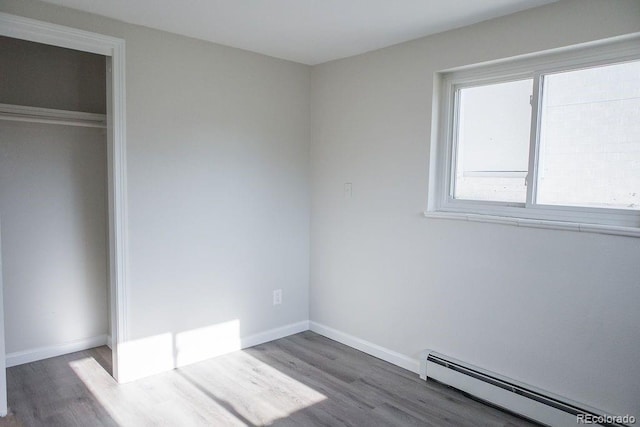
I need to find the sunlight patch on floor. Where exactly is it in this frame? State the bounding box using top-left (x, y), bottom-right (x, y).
top-left (179, 351), bottom-right (327, 425)
top-left (69, 327), bottom-right (327, 425)
top-left (175, 320), bottom-right (242, 367)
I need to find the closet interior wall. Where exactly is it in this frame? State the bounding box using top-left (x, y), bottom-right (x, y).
top-left (0, 36), bottom-right (110, 363)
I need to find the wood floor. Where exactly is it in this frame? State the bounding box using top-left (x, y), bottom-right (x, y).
top-left (1, 331), bottom-right (538, 426)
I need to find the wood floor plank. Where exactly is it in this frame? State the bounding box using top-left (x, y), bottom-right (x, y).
top-left (0, 332), bottom-right (539, 427)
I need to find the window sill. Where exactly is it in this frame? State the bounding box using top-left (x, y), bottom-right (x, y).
top-left (423, 211), bottom-right (640, 238)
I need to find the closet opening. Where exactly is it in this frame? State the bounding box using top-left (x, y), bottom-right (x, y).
top-left (0, 35), bottom-right (114, 382)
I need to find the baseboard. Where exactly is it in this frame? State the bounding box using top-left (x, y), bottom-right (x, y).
top-left (106, 335), bottom-right (112, 350)
top-left (309, 321), bottom-right (420, 374)
top-left (241, 320), bottom-right (310, 349)
top-left (6, 335), bottom-right (108, 368)
top-left (117, 320), bottom-right (310, 383)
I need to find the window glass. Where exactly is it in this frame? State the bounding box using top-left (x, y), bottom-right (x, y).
top-left (537, 60), bottom-right (640, 210)
top-left (454, 79), bottom-right (533, 203)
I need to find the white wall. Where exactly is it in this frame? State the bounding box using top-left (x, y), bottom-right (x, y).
top-left (3, 0), bottom-right (638, 418)
top-left (0, 123), bottom-right (109, 355)
top-left (0, 38), bottom-right (109, 359)
top-left (0, 0), bottom-right (310, 379)
top-left (310, 0), bottom-right (640, 417)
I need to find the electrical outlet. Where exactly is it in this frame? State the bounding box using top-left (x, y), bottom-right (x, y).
top-left (273, 289), bottom-right (282, 305)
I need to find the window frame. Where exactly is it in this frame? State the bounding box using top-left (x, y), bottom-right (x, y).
top-left (427, 34), bottom-right (640, 234)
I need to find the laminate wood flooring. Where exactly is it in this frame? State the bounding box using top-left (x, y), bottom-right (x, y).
top-left (0, 331), bottom-right (539, 426)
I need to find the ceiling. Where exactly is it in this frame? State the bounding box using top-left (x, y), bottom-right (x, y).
top-left (39, 0), bottom-right (558, 65)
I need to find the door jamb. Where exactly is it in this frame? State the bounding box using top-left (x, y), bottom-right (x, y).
top-left (0, 12), bottom-right (129, 391)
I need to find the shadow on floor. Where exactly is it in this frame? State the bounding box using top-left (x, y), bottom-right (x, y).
top-left (0, 333), bottom-right (538, 426)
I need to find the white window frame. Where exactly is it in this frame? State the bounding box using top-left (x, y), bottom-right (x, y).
top-left (426, 33), bottom-right (640, 237)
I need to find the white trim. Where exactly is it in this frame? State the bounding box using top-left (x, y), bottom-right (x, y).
top-left (242, 320), bottom-right (310, 349)
top-left (0, 12), bottom-right (114, 56)
top-left (5, 335), bottom-right (108, 368)
top-left (0, 103), bottom-right (106, 128)
top-left (309, 321), bottom-right (420, 374)
top-left (0, 12), bottom-right (128, 383)
top-left (106, 35), bottom-right (129, 382)
top-left (106, 335), bottom-right (112, 350)
top-left (423, 211), bottom-right (640, 238)
top-left (0, 227), bottom-right (7, 417)
top-left (429, 32), bottom-right (640, 233)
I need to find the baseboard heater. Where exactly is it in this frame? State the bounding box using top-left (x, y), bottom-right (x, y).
top-left (420, 351), bottom-right (629, 427)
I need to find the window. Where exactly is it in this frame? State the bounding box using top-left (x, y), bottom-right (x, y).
top-left (428, 36), bottom-right (640, 234)
top-left (454, 79), bottom-right (532, 203)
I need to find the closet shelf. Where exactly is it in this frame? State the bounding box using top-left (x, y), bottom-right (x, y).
top-left (0, 103), bottom-right (106, 128)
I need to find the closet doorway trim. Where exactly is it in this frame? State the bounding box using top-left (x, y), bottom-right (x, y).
top-left (0, 12), bottom-right (129, 384)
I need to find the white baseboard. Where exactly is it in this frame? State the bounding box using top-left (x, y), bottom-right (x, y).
top-left (6, 335), bottom-right (108, 368)
top-left (107, 335), bottom-right (112, 350)
top-left (5, 321), bottom-right (417, 383)
top-left (309, 321), bottom-right (420, 374)
top-left (241, 320), bottom-right (310, 349)
top-left (117, 320), bottom-right (310, 383)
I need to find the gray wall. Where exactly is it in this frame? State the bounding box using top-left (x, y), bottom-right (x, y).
top-left (310, 0), bottom-right (640, 416)
top-left (0, 123), bottom-right (108, 354)
top-left (0, 0), bottom-right (311, 373)
top-left (0, 38), bottom-right (109, 355)
top-left (0, 36), bottom-right (106, 113)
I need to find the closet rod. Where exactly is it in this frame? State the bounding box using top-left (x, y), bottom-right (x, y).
top-left (0, 103), bottom-right (106, 128)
